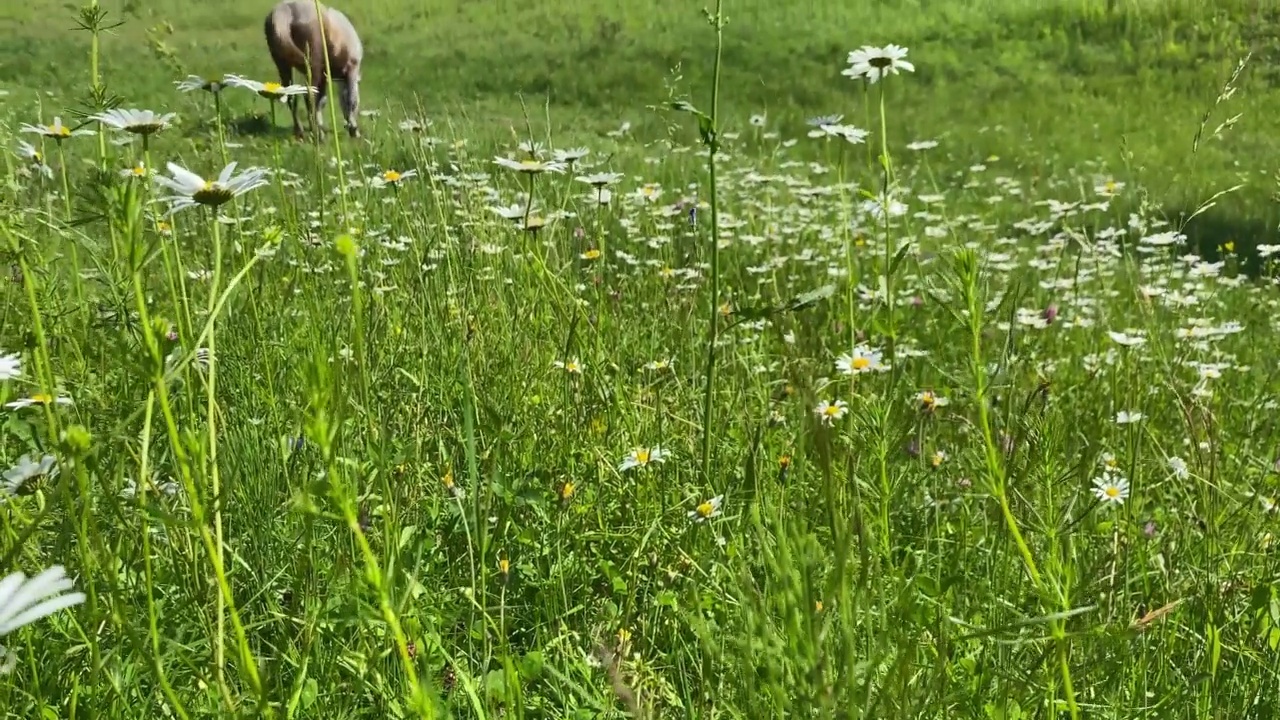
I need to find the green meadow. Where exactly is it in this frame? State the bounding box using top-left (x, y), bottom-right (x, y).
top-left (2, 0), bottom-right (1280, 717)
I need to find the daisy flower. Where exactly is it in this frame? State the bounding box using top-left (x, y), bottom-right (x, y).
top-left (0, 352), bottom-right (19, 381)
top-left (807, 123), bottom-right (868, 143)
top-left (835, 346), bottom-right (886, 375)
top-left (688, 495), bottom-right (723, 522)
top-left (552, 358), bottom-right (584, 374)
top-left (576, 172), bottom-right (623, 188)
top-left (552, 147), bottom-right (590, 164)
top-left (372, 168), bottom-right (418, 188)
top-left (1091, 472), bottom-right (1130, 506)
top-left (175, 74), bottom-right (229, 93)
top-left (0, 565), bottom-right (86, 636)
top-left (814, 399), bottom-right (849, 426)
top-left (5, 393), bottom-right (73, 410)
top-left (20, 117), bottom-right (93, 141)
top-left (120, 162), bottom-right (151, 180)
top-left (153, 161), bottom-right (268, 215)
top-left (90, 108), bottom-right (176, 136)
top-left (916, 390), bottom-right (949, 411)
top-left (1107, 330), bottom-right (1146, 347)
top-left (225, 75), bottom-right (313, 101)
top-left (843, 44), bottom-right (916, 83)
top-left (3, 454), bottom-right (57, 496)
top-left (618, 446), bottom-right (667, 473)
top-left (399, 118), bottom-right (432, 132)
top-left (493, 156), bottom-right (565, 174)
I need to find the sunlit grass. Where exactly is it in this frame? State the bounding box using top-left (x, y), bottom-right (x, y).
top-left (2, 0), bottom-right (1280, 718)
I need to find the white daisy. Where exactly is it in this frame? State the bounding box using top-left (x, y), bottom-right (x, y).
top-left (814, 399), bottom-right (849, 426)
top-left (688, 495), bottom-right (723, 522)
top-left (3, 454), bottom-right (57, 496)
top-left (843, 44), bottom-right (916, 83)
top-left (153, 161), bottom-right (268, 215)
top-left (5, 393), bottom-right (73, 410)
top-left (835, 345), bottom-right (886, 375)
top-left (1091, 472), bottom-right (1130, 505)
top-left (493, 156), bottom-right (565, 174)
top-left (225, 75), bottom-right (313, 101)
top-left (372, 169), bottom-right (418, 188)
top-left (175, 74), bottom-right (229, 93)
top-left (19, 117), bottom-right (94, 141)
top-left (552, 147), bottom-right (590, 164)
top-left (617, 446), bottom-right (667, 473)
top-left (0, 352), bottom-right (19, 381)
top-left (0, 565), bottom-right (86, 636)
top-left (90, 108), bottom-right (176, 136)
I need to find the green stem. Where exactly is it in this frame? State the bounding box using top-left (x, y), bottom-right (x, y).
top-left (207, 211), bottom-right (227, 700)
top-left (697, 0), bottom-right (726, 484)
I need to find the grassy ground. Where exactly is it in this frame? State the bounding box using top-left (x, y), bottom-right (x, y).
top-left (3, 0), bottom-right (1280, 717)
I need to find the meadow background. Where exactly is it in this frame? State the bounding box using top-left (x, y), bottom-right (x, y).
top-left (2, 0), bottom-right (1280, 717)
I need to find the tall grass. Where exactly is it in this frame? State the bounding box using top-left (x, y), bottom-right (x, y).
top-left (2, 0), bottom-right (1280, 718)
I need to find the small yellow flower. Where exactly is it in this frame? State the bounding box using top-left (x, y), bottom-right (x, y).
top-left (498, 557), bottom-right (510, 576)
top-left (557, 480), bottom-right (575, 502)
top-left (930, 450), bottom-right (946, 468)
top-left (383, 170), bottom-right (402, 183)
top-left (580, 248), bottom-right (602, 261)
top-left (815, 600), bottom-right (824, 613)
top-left (689, 495), bottom-right (723, 522)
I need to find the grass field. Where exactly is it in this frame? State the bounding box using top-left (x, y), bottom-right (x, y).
top-left (3, 0), bottom-right (1280, 717)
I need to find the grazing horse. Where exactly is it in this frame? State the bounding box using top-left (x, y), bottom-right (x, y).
top-left (264, 0), bottom-right (363, 138)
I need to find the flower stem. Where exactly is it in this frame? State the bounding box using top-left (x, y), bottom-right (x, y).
top-left (698, 0), bottom-right (726, 485)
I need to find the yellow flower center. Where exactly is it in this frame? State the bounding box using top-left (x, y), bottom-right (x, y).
top-left (558, 481), bottom-right (575, 500)
top-left (383, 170), bottom-right (402, 183)
top-left (263, 82), bottom-right (282, 93)
top-left (852, 357), bottom-right (871, 370)
top-left (1105, 486), bottom-right (1120, 498)
top-left (31, 393), bottom-right (52, 404)
top-left (132, 165), bottom-right (146, 176)
top-left (642, 185), bottom-right (658, 196)
top-left (498, 558), bottom-right (510, 574)
top-left (1105, 180), bottom-right (1117, 193)
top-left (696, 501), bottom-right (714, 518)
top-left (442, 469), bottom-right (455, 489)
top-left (565, 361), bottom-right (580, 372)
top-left (50, 125), bottom-right (69, 137)
top-left (520, 159), bottom-right (539, 167)
top-left (635, 449), bottom-right (651, 465)
top-left (659, 266), bottom-right (674, 277)
top-left (582, 249), bottom-right (602, 260)
top-left (823, 405), bottom-right (841, 417)
top-left (921, 392), bottom-right (936, 406)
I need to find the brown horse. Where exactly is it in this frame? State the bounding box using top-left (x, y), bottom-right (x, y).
top-left (263, 0), bottom-right (363, 138)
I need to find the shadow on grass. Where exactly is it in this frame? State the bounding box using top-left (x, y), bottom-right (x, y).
top-left (226, 113), bottom-right (293, 138)
top-left (1167, 204), bottom-right (1280, 278)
